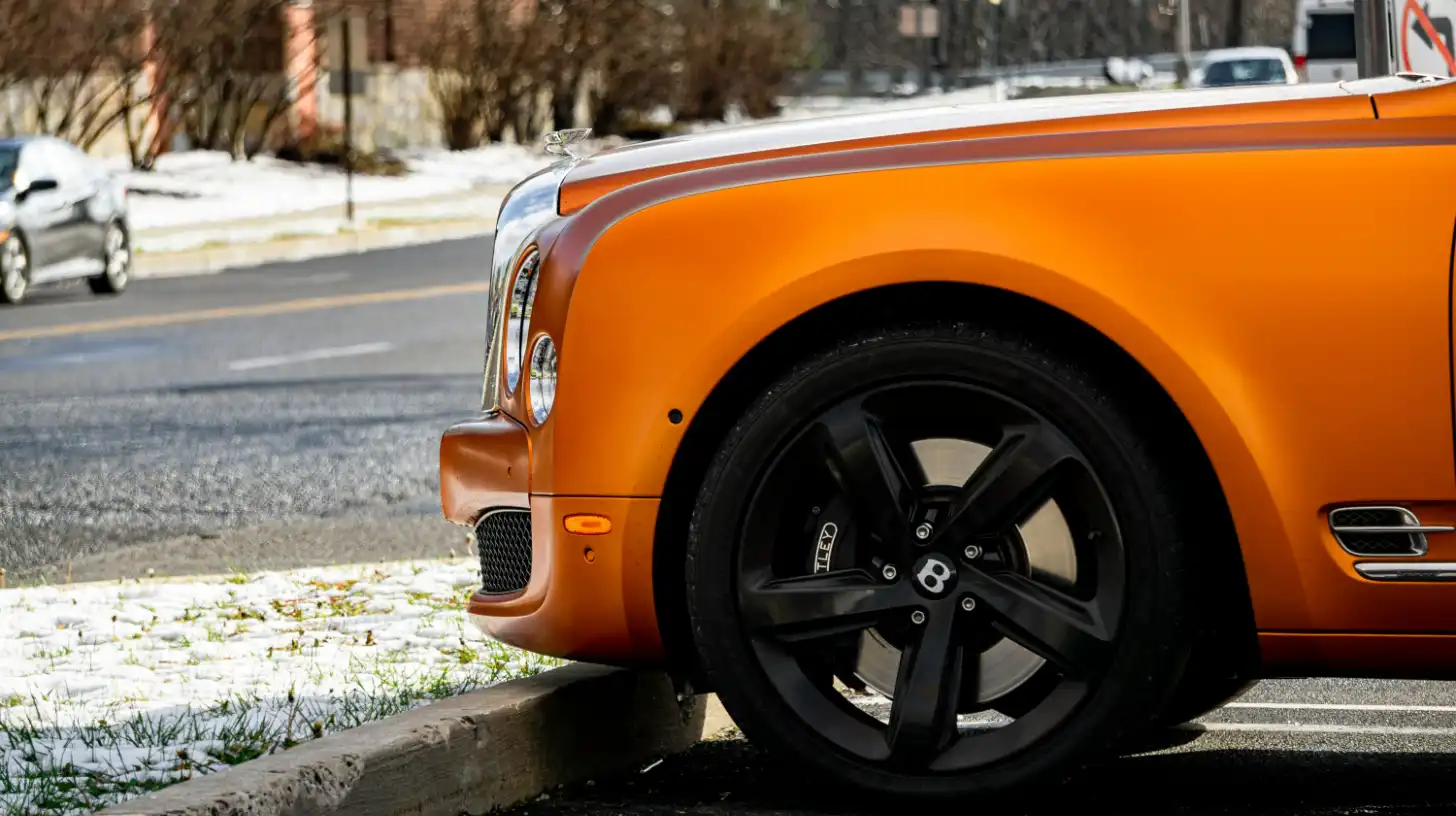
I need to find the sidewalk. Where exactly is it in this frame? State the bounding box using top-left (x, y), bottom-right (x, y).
top-left (132, 185), bottom-right (512, 279)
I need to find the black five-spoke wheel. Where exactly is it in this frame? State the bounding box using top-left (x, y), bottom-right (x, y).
top-left (686, 323), bottom-right (1199, 800)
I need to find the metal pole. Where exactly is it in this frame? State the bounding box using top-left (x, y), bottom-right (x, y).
top-left (918, 1), bottom-right (929, 93)
top-left (1354, 0), bottom-right (1395, 77)
top-left (342, 15), bottom-right (355, 223)
top-left (1176, 0), bottom-right (1192, 84)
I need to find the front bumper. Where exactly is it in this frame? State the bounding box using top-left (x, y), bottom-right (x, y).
top-left (440, 412), bottom-right (665, 664)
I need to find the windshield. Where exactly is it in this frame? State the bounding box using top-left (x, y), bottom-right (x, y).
top-left (1202, 58), bottom-right (1288, 85)
top-left (0, 148), bottom-right (16, 191)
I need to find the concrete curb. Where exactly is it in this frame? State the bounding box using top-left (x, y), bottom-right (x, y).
top-left (132, 217), bottom-right (496, 280)
top-left (99, 664), bottom-right (733, 816)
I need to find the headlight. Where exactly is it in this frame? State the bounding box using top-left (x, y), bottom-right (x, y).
top-left (482, 164), bottom-right (566, 411)
top-left (503, 250), bottom-right (540, 394)
top-left (529, 335), bottom-right (558, 425)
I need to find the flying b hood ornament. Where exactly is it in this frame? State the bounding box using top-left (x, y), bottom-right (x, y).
top-left (544, 128), bottom-right (592, 160)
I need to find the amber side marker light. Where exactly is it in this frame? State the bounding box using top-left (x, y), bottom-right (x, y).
top-left (564, 514), bottom-right (612, 535)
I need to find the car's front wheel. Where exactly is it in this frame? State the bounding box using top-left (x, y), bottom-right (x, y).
top-left (1, 233), bottom-right (31, 305)
top-left (88, 223), bottom-right (130, 296)
top-left (685, 322), bottom-right (1201, 801)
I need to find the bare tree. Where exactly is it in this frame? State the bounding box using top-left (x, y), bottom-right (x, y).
top-left (425, 0), bottom-right (551, 149)
top-left (675, 0), bottom-right (811, 122)
top-left (146, 0), bottom-right (319, 162)
top-left (586, 2), bottom-right (679, 135)
top-left (0, 0), bottom-right (155, 153)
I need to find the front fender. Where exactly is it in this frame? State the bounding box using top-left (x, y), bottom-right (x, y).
top-left (534, 138), bottom-right (1456, 636)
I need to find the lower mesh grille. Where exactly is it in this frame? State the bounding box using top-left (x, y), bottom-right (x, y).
top-left (1337, 533), bottom-right (1423, 556)
top-left (476, 509), bottom-right (533, 595)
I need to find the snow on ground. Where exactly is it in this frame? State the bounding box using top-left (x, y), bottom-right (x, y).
top-left (114, 144), bottom-right (553, 233)
top-left (0, 558), bottom-right (562, 816)
top-left (131, 191), bottom-right (508, 255)
top-left (724, 85), bottom-right (1002, 124)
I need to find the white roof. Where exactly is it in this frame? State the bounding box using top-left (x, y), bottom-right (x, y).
top-left (1200, 46), bottom-right (1294, 63)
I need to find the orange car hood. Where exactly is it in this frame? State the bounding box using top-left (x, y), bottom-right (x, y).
top-left (558, 79), bottom-right (1398, 214)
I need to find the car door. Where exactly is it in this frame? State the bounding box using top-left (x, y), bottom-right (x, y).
top-left (10, 141), bottom-right (69, 273)
top-left (50, 139), bottom-right (106, 262)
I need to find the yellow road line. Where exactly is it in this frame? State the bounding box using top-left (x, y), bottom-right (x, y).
top-left (0, 282), bottom-right (489, 343)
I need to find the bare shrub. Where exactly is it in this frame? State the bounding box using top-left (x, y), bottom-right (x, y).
top-left (673, 0), bottom-right (810, 123)
top-left (146, 0), bottom-right (320, 163)
top-left (581, 1), bottom-right (679, 136)
top-left (0, 0), bottom-right (155, 156)
top-left (425, 0), bottom-right (551, 150)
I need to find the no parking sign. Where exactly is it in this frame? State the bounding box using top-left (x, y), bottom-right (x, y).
top-left (1399, 0), bottom-right (1456, 75)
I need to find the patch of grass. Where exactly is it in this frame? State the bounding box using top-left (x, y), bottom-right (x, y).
top-left (1, 558), bottom-right (564, 815)
top-left (1, 647), bottom-right (563, 815)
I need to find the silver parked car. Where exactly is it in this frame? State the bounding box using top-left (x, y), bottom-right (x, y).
top-left (0, 135), bottom-right (132, 305)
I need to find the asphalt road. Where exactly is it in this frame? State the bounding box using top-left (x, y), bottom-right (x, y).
top-left (5, 238), bottom-right (1456, 813)
top-left (0, 237), bottom-right (495, 584)
top-left (513, 677), bottom-right (1456, 815)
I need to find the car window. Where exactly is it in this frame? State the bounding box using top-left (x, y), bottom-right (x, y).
top-left (1306, 12), bottom-right (1356, 60)
top-left (1202, 58), bottom-right (1288, 85)
top-left (0, 148), bottom-right (17, 192)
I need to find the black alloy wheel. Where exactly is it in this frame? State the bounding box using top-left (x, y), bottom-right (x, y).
top-left (685, 322), bottom-right (1200, 800)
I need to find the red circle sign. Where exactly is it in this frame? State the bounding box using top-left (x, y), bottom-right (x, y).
top-left (1400, 0), bottom-right (1456, 75)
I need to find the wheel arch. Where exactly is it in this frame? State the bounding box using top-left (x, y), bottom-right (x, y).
top-left (652, 280), bottom-right (1261, 688)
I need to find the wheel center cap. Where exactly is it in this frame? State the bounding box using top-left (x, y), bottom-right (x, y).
top-left (910, 552), bottom-right (958, 599)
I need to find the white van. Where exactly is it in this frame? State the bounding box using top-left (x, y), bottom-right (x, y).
top-left (1291, 0), bottom-right (1358, 83)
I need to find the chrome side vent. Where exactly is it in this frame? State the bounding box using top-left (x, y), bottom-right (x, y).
top-left (1355, 562), bottom-right (1456, 581)
top-left (1329, 506), bottom-right (1452, 558)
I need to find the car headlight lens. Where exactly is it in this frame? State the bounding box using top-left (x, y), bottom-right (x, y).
top-left (503, 250), bottom-right (540, 394)
top-left (529, 335), bottom-right (558, 425)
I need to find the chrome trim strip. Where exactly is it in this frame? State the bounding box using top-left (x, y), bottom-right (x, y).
top-left (1355, 562), bottom-right (1456, 581)
top-left (1333, 525), bottom-right (1456, 533)
top-left (473, 505), bottom-right (531, 533)
top-left (482, 163), bottom-right (570, 411)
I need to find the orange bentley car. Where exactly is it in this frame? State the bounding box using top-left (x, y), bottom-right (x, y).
top-left (441, 72), bottom-right (1456, 798)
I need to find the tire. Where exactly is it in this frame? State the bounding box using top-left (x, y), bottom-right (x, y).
top-left (1, 232), bottom-right (31, 305)
top-left (684, 321), bottom-right (1200, 802)
top-left (88, 222), bottom-right (130, 296)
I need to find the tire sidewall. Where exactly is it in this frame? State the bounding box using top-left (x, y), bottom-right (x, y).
top-left (1, 233), bottom-right (29, 305)
top-left (99, 223), bottom-right (129, 293)
top-left (685, 323), bottom-right (1194, 799)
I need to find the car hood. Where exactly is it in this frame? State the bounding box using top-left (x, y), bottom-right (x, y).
top-left (557, 77), bottom-right (1411, 214)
